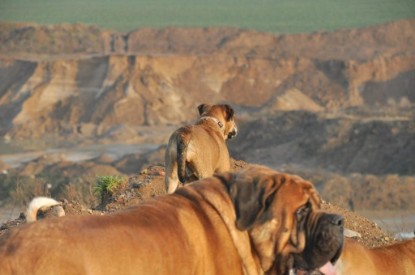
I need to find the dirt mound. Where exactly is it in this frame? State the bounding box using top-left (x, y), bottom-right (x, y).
top-left (98, 165), bottom-right (166, 211)
top-left (230, 112), bottom-right (415, 176)
top-left (114, 145), bottom-right (166, 174)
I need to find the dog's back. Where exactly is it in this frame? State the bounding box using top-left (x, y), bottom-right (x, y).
top-left (0, 181), bottom-right (242, 275)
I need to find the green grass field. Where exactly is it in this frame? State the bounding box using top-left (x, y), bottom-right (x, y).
top-left (0, 0), bottom-right (414, 33)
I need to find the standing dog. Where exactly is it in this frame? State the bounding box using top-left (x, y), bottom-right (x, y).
top-left (165, 103), bottom-right (237, 193)
top-left (335, 238), bottom-right (415, 275)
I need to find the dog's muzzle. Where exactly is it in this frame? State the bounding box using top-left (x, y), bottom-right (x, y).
top-left (292, 213), bottom-right (344, 275)
top-left (227, 126), bottom-right (238, 139)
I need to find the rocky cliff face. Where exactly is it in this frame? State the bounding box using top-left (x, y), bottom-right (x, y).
top-left (0, 19), bottom-right (414, 141)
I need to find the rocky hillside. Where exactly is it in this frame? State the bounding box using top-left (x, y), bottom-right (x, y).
top-left (231, 112), bottom-right (415, 176)
top-left (0, 19), bottom-right (414, 141)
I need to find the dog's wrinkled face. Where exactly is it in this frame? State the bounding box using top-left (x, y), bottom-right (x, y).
top-left (218, 165), bottom-right (344, 275)
top-left (293, 212), bottom-right (344, 275)
top-left (291, 212), bottom-right (344, 275)
top-left (197, 103), bottom-right (237, 139)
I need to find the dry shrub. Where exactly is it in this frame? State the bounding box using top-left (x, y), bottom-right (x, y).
top-left (63, 176), bottom-right (99, 208)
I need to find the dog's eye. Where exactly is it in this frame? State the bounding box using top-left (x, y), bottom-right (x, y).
top-left (295, 204), bottom-right (310, 221)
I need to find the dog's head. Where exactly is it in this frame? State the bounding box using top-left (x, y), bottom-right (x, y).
top-left (218, 165), bottom-right (344, 275)
top-left (197, 103), bottom-right (237, 139)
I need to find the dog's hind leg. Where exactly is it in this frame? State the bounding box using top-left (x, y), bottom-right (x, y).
top-left (165, 138), bottom-right (180, 194)
top-left (165, 163), bottom-right (180, 194)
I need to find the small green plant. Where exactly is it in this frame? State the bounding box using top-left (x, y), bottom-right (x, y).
top-left (95, 175), bottom-right (126, 203)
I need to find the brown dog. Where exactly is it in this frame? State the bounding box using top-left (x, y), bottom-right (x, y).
top-left (335, 238), bottom-right (415, 275)
top-left (165, 103), bottom-right (237, 194)
top-left (0, 165), bottom-right (343, 275)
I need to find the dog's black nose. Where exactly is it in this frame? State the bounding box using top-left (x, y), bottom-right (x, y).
top-left (228, 128), bottom-right (237, 139)
top-left (329, 214), bottom-right (344, 227)
top-left (322, 213), bottom-right (344, 227)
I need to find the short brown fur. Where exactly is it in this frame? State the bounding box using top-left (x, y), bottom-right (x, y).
top-left (335, 238), bottom-right (415, 275)
top-left (165, 103), bottom-right (237, 194)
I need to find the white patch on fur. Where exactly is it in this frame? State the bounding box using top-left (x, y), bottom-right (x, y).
top-left (25, 197), bottom-right (65, 223)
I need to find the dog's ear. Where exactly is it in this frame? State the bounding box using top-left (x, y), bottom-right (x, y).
top-left (197, 104), bottom-right (210, 115)
top-left (223, 104), bottom-right (234, 121)
top-left (229, 173), bottom-right (283, 231)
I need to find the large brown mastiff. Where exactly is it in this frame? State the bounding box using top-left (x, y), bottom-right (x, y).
top-left (0, 165), bottom-right (343, 275)
top-left (334, 238), bottom-right (415, 275)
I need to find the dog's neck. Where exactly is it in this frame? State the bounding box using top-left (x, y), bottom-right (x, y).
top-left (199, 116), bottom-right (224, 129)
top-left (195, 180), bottom-right (263, 275)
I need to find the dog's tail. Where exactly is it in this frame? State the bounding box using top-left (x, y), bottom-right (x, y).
top-left (25, 197), bottom-right (65, 223)
top-left (177, 133), bottom-right (189, 184)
